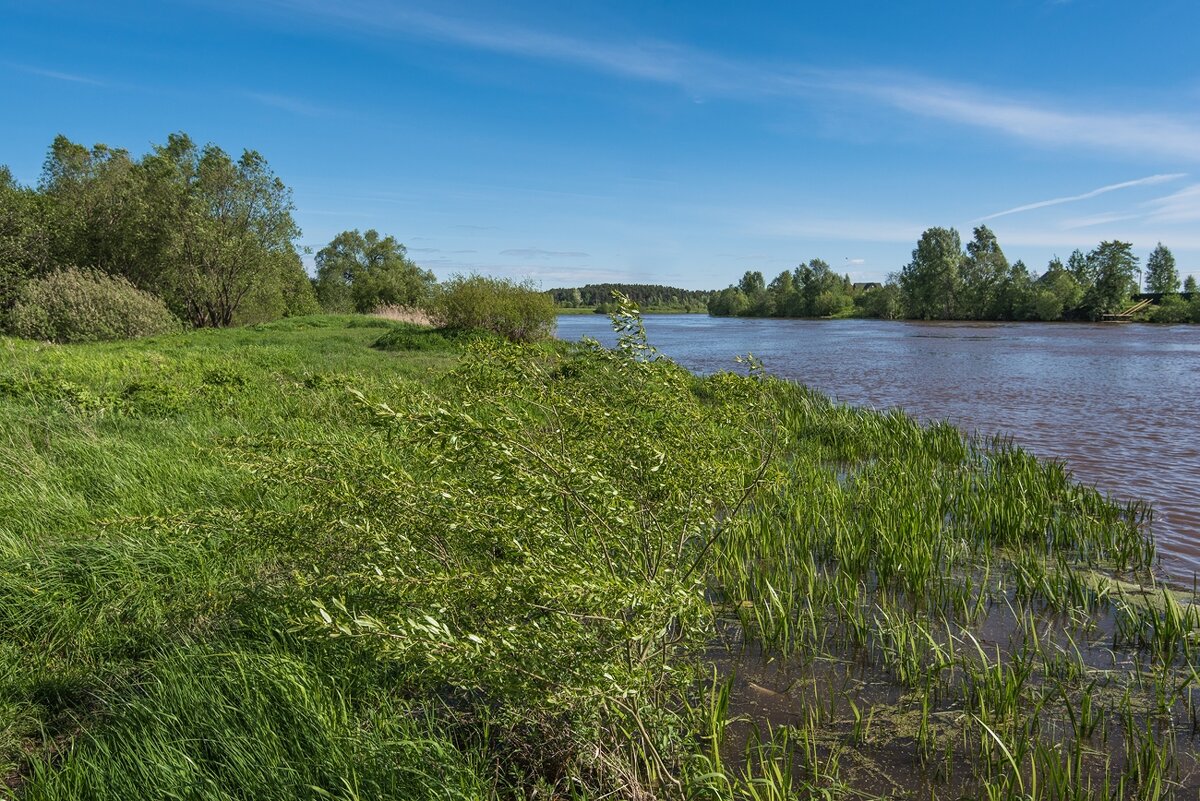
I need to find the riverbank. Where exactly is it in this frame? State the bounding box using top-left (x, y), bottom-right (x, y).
top-left (2, 314), bottom-right (1195, 798)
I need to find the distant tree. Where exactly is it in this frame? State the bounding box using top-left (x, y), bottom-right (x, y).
top-left (1067, 249), bottom-right (1093, 290)
top-left (855, 282), bottom-right (902, 319)
top-left (548, 283), bottom-right (711, 310)
top-left (1000, 260), bottom-right (1035, 319)
top-left (737, 270), bottom-right (765, 296)
top-left (1081, 241), bottom-right (1138, 319)
top-left (707, 287), bottom-right (749, 316)
top-left (899, 227), bottom-right (963, 319)
top-left (960, 225), bottom-right (1009, 319)
top-left (1185, 275), bottom-right (1198, 294)
top-left (767, 270), bottom-right (795, 317)
top-left (1028, 257), bottom-right (1083, 320)
top-left (315, 229), bottom-right (435, 313)
top-left (1145, 243), bottom-right (1179, 294)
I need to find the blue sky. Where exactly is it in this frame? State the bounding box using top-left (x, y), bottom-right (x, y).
top-left (3, 0), bottom-right (1199, 289)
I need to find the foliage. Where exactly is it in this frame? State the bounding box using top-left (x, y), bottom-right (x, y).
top-left (711, 233), bottom-right (1193, 322)
top-left (1081, 240), bottom-right (1138, 319)
top-left (959, 225), bottom-right (1009, 319)
top-left (1146, 293), bottom-right (1192, 323)
top-left (7, 268), bottom-right (181, 343)
top-left (429, 274), bottom-right (557, 342)
top-left (315, 229), bottom-right (436, 313)
top-left (2, 133), bottom-right (316, 333)
top-left (0, 313), bottom-right (1193, 799)
top-left (0, 169), bottom-right (55, 313)
top-left (899, 226), bottom-right (963, 319)
top-left (548, 283), bottom-right (711, 311)
top-left (855, 282), bottom-right (902, 319)
top-left (141, 134), bottom-right (307, 327)
top-left (1145, 243), bottom-right (1179, 294)
top-left (709, 260), bottom-right (857, 318)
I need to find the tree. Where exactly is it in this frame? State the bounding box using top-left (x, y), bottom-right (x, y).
top-left (855, 282), bottom-right (901, 319)
top-left (144, 134), bottom-right (308, 327)
top-left (39, 135), bottom-right (153, 280)
top-left (960, 225), bottom-right (1009, 319)
top-left (1067, 249), bottom-right (1092, 290)
top-left (1145, 243), bottom-right (1179, 294)
top-left (767, 270), bottom-right (795, 317)
top-left (315, 229), bottom-right (436, 313)
top-left (1185, 275), bottom-right (1198, 294)
top-left (899, 227), bottom-right (962, 319)
top-left (1081, 241), bottom-right (1138, 319)
top-left (707, 287), bottom-right (749, 316)
top-left (1028, 257), bottom-right (1083, 320)
top-left (0, 167), bottom-right (55, 314)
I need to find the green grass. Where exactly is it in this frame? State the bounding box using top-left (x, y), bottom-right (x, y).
top-left (0, 311), bottom-right (1194, 799)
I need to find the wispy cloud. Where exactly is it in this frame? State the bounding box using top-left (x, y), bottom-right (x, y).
top-left (9, 62), bottom-right (106, 86)
top-left (853, 75), bottom-right (1200, 161)
top-left (244, 91), bottom-right (333, 117)
top-left (1143, 183), bottom-right (1200, 224)
top-left (500, 247), bottom-right (590, 259)
top-left (975, 174), bottom-right (1187, 222)
top-left (264, 1), bottom-right (1200, 161)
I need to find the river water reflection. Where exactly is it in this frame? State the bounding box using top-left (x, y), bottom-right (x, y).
top-left (556, 314), bottom-right (1200, 580)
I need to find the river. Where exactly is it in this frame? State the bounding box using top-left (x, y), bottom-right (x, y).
top-left (556, 314), bottom-right (1200, 580)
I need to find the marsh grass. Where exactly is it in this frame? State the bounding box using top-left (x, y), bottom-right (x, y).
top-left (1, 307), bottom-right (1196, 799)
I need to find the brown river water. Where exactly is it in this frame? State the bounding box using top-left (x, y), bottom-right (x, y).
top-left (556, 314), bottom-right (1200, 581)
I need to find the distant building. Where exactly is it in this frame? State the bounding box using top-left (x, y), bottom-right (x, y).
top-left (853, 282), bottom-right (882, 291)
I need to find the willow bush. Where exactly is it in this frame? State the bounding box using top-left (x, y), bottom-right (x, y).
top-left (428, 274), bottom-right (557, 342)
top-left (7, 267), bottom-right (180, 343)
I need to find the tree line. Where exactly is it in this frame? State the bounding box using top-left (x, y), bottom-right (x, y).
top-left (548, 283), bottom-right (711, 312)
top-left (1, 133), bottom-right (443, 338)
top-left (709, 225), bottom-right (1198, 323)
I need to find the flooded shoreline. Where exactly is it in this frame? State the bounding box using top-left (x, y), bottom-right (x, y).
top-left (557, 314), bottom-right (1200, 581)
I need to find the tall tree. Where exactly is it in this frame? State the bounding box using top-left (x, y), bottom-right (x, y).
top-left (1081, 241), bottom-right (1138, 319)
top-left (144, 134), bottom-right (305, 327)
top-left (1067, 249), bottom-right (1093, 290)
top-left (39, 135), bottom-right (151, 277)
top-left (899, 227), bottom-right (963, 319)
top-left (1144, 243), bottom-right (1179, 294)
top-left (960, 225), bottom-right (1009, 319)
top-left (315, 229), bottom-right (436, 313)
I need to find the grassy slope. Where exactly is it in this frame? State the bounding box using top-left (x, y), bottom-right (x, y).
top-left (0, 317), bottom-right (476, 799)
top-left (0, 314), bottom-right (1190, 800)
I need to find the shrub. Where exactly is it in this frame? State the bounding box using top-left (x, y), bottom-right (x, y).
top-left (428, 275), bottom-right (556, 343)
top-left (7, 268), bottom-right (181, 343)
top-left (1147, 294), bottom-right (1191, 324)
top-left (372, 325), bottom-right (489, 352)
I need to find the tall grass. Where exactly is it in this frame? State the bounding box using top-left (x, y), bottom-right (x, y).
top-left (2, 309), bottom-right (1196, 799)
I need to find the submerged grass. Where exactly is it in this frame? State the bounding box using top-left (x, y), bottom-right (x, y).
top-left (0, 306), bottom-right (1194, 799)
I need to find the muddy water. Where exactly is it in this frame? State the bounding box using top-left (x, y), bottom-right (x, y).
top-left (556, 315), bottom-right (1200, 580)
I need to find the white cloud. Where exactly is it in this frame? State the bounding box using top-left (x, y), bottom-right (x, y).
top-left (262, 1), bottom-right (1200, 162)
top-left (244, 91), bottom-right (333, 117)
top-left (9, 62), bottom-right (106, 86)
top-left (975, 174), bottom-right (1187, 223)
top-left (500, 248), bottom-right (590, 259)
top-left (1143, 183), bottom-right (1200, 224)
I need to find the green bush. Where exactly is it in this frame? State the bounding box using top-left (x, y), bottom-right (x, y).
top-left (1147, 294), bottom-right (1191, 324)
top-left (429, 274), bottom-right (556, 343)
top-left (7, 268), bottom-right (181, 343)
top-left (372, 325), bottom-right (489, 352)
